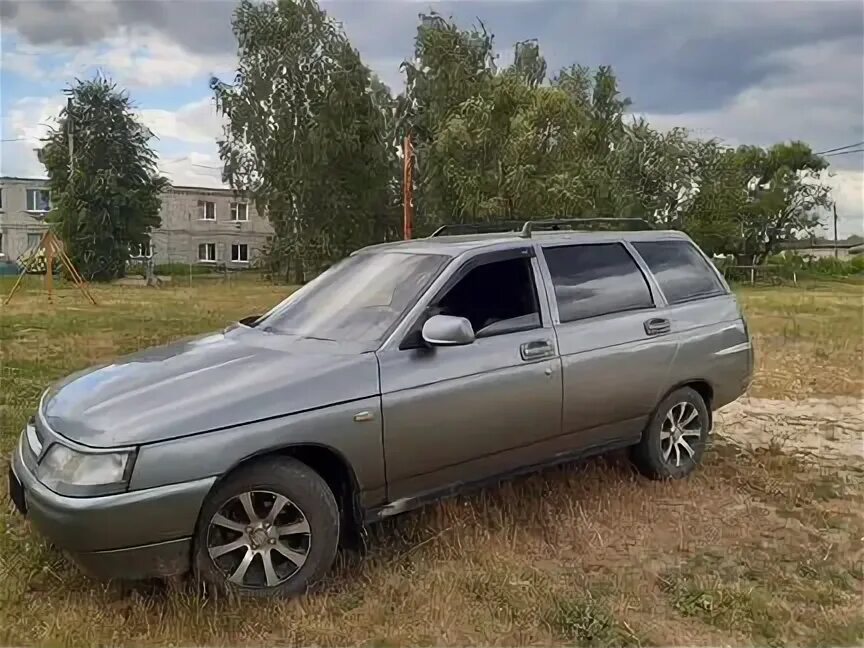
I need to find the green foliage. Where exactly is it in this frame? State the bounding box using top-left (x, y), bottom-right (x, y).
top-left (212, 0), bottom-right (398, 281)
top-left (40, 76), bottom-right (169, 281)
top-left (398, 14), bottom-right (834, 256)
top-left (211, 6), bottom-right (837, 266)
top-left (546, 597), bottom-right (638, 646)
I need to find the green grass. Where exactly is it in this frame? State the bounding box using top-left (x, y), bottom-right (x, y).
top-left (0, 277), bottom-right (862, 646)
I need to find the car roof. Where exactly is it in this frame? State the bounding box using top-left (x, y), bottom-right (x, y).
top-left (358, 229), bottom-right (693, 258)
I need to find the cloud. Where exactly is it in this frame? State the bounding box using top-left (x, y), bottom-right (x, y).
top-left (0, 0), bottom-right (235, 53)
top-left (0, 0), bottom-right (119, 47)
top-left (0, 94), bottom-right (227, 183)
top-left (140, 97), bottom-right (224, 145)
top-left (820, 170), bottom-right (864, 238)
top-left (0, 94), bottom-right (64, 177)
top-left (639, 36), bottom-right (864, 155)
top-left (6, 1), bottom-right (863, 111)
top-left (159, 150), bottom-right (225, 188)
top-left (2, 29), bottom-right (235, 89)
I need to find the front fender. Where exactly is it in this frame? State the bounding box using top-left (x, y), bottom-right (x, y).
top-left (129, 396), bottom-right (385, 508)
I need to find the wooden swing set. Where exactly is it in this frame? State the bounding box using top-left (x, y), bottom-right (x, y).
top-left (3, 230), bottom-right (97, 306)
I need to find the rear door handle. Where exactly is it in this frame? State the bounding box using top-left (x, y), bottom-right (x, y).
top-left (644, 317), bottom-right (671, 336)
top-left (520, 339), bottom-right (555, 360)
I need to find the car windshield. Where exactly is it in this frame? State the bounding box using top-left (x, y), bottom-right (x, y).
top-left (254, 252), bottom-right (448, 342)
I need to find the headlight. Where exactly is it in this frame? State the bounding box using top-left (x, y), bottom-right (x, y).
top-left (37, 444), bottom-right (136, 496)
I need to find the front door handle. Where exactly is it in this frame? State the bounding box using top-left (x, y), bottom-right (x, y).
top-left (644, 317), bottom-right (671, 336)
top-left (520, 339), bottom-right (555, 360)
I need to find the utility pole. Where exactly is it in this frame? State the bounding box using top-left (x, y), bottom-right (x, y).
top-left (833, 203), bottom-right (839, 258)
top-left (402, 135), bottom-right (414, 240)
top-left (67, 96), bottom-right (74, 176)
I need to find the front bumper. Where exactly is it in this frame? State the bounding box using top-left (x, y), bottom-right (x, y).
top-left (10, 443), bottom-right (216, 580)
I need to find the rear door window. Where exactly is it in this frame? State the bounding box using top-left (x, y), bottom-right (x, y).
top-left (632, 240), bottom-right (724, 304)
top-left (542, 243), bottom-right (654, 322)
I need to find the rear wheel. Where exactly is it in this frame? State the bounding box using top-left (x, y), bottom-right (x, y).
top-left (194, 457), bottom-right (339, 598)
top-left (631, 387), bottom-right (710, 479)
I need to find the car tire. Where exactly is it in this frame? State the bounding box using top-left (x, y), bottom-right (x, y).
top-left (630, 387), bottom-right (710, 479)
top-left (193, 457), bottom-right (340, 598)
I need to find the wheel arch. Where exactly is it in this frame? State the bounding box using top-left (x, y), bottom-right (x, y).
top-left (658, 379), bottom-right (714, 428)
top-left (201, 442), bottom-right (366, 550)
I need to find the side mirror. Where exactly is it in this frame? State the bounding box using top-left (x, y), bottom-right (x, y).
top-left (422, 315), bottom-right (475, 346)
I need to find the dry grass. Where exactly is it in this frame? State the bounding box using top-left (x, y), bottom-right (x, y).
top-left (1, 276), bottom-right (862, 646)
top-left (737, 279), bottom-right (864, 399)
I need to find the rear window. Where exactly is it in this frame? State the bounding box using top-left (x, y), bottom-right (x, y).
top-left (543, 243), bottom-right (654, 322)
top-left (632, 240), bottom-right (724, 304)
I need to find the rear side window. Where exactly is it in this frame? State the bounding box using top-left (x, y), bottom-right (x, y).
top-left (633, 240), bottom-right (724, 304)
top-left (543, 243), bottom-right (654, 322)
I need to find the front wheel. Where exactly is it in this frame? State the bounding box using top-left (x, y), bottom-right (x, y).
top-left (631, 387), bottom-right (710, 479)
top-left (193, 457), bottom-right (340, 598)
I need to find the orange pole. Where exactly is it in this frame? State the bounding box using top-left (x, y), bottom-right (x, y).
top-left (403, 135), bottom-right (414, 240)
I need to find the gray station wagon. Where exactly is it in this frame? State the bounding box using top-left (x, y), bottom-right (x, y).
top-left (9, 219), bottom-right (752, 597)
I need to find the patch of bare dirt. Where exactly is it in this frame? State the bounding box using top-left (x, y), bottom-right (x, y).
top-left (716, 396), bottom-right (864, 460)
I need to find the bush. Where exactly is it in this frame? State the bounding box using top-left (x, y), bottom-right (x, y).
top-left (767, 253), bottom-right (864, 278)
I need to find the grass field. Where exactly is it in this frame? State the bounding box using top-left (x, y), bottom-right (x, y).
top-left (1, 276), bottom-right (862, 646)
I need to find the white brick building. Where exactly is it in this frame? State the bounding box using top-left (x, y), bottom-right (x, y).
top-left (0, 177), bottom-right (274, 268)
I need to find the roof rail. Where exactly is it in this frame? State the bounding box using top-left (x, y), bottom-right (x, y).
top-left (518, 217), bottom-right (652, 238)
top-left (428, 221), bottom-right (525, 237)
top-left (429, 217), bottom-right (653, 238)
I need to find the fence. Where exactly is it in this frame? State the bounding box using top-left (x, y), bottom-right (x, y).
top-left (721, 264), bottom-right (798, 286)
top-left (125, 255), bottom-right (274, 286)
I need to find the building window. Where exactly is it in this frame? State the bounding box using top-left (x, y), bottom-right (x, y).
top-left (230, 202), bottom-right (248, 221)
top-left (0, 188), bottom-right (4, 210)
top-left (198, 242), bottom-right (216, 262)
top-left (231, 243), bottom-right (249, 263)
top-left (27, 232), bottom-right (43, 250)
top-left (198, 200), bottom-right (216, 220)
top-left (26, 189), bottom-right (51, 212)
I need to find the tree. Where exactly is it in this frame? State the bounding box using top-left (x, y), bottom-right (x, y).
top-left (40, 76), bottom-right (168, 281)
top-left (733, 142), bottom-right (831, 263)
top-left (212, 0), bottom-right (397, 282)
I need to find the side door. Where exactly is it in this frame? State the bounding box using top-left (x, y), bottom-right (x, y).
top-left (631, 238), bottom-right (752, 409)
top-left (376, 248), bottom-right (562, 502)
top-left (537, 241), bottom-right (678, 449)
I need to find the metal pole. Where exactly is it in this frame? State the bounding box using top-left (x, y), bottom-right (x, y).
top-left (67, 97), bottom-right (74, 176)
top-left (403, 135), bottom-right (414, 240)
top-left (833, 203), bottom-right (839, 258)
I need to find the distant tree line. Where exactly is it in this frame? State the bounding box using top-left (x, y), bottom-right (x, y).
top-left (41, 0), bottom-right (835, 281)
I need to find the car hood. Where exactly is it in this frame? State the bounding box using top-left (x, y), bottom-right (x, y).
top-left (42, 326), bottom-right (380, 447)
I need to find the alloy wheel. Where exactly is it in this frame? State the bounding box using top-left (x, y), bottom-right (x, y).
top-left (660, 402), bottom-right (703, 467)
top-left (206, 490), bottom-right (311, 588)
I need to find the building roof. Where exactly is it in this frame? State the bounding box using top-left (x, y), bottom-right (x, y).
top-left (0, 175), bottom-right (49, 183)
top-left (778, 239), bottom-right (861, 250)
top-left (0, 175), bottom-right (238, 194)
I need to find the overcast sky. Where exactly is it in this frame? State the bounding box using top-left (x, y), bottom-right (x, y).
top-left (1, 0), bottom-right (862, 235)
